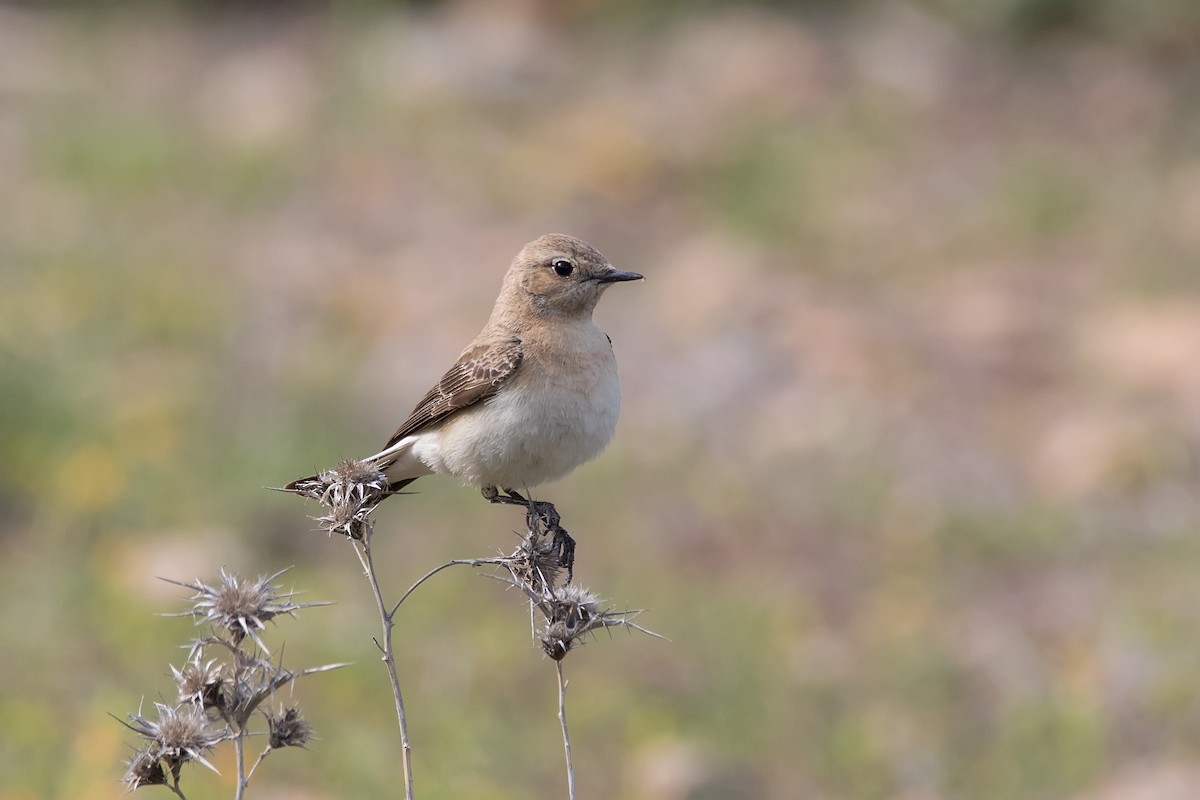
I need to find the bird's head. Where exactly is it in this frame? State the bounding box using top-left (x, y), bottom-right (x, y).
top-left (502, 234), bottom-right (642, 320)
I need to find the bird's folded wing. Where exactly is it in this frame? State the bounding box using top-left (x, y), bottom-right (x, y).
top-left (383, 336), bottom-right (524, 449)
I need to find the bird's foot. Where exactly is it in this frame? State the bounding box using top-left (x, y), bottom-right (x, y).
top-left (526, 501), bottom-right (574, 583)
top-left (548, 524), bottom-right (575, 584)
top-left (483, 486), bottom-right (575, 582)
top-left (482, 484), bottom-right (526, 508)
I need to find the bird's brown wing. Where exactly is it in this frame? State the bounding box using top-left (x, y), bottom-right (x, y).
top-left (383, 336), bottom-right (524, 449)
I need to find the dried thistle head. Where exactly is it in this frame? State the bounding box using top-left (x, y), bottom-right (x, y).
top-left (121, 702), bottom-right (224, 778)
top-left (123, 747), bottom-right (167, 790)
top-left (266, 706), bottom-right (313, 749)
top-left (500, 522), bottom-right (564, 595)
top-left (165, 568), bottom-right (324, 654)
top-left (538, 584), bottom-right (603, 660)
top-left (289, 459), bottom-right (391, 539)
top-left (530, 584), bottom-right (662, 661)
top-left (487, 519), bottom-right (662, 660)
top-left (171, 653), bottom-right (225, 710)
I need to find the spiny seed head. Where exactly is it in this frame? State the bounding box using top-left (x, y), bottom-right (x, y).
top-left (297, 459), bottom-right (391, 539)
top-left (327, 458), bottom-right (388, 487)
top-left (167, 568), bottom-right (321, 654)
top-left (541, 628), bottom-right (572, 659)
top-left (531, 585), bottom-right (662, 661)
top-left (538, 585), bottom-right (602, 660)
top-left (124, 703), bottom-right (223, 775)
top-left (266, 706), bottom-right (312, 749)
top-left (123, 747), bottom-right (167, 789)
top-left (546, 584), bottom-right (602, 626)
top-left (171, 655), bottom-right (225, 710)
top-left (318, 500), bottom-right (375, 541)
top-left (502, 525), bottom-right (563, 595)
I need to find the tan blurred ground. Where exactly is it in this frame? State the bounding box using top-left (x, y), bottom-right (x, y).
top-left (1, 2), bottom-right (1199, 799)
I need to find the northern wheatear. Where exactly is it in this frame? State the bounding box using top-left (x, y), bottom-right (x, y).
top-left (287, 234), bottom-right (641, 546)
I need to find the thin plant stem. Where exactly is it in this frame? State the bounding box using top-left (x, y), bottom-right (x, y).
top-left (231, 641), bottom-right (247, 800)
top-left (233, 733), bottom-right (246, 800)
top-left (353, 535), bottom-right (416, 800)
top-left (391, 557), bottom-right (502, 616)
top-left (557, 660), bottom-right (576, 800)
top-left (166, 777), bottom-right (188, 800)
top-left (245, 747), bottom-right (272, 783)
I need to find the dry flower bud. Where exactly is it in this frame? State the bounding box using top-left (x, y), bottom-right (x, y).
top-left (290, 459), bottom-right (391, 539)
top-left (122, 702), bottom-right (224, 776)
top-left (171, 655), bottom-right (225, 710)
top-left (165, 568), bottom-right (324, 654)
top-left (122, 747), bottom-right (167, 789)
top-left (527, 584), bottom-right (661, 661)
top-left (266, 706), bottom-right (313, 749)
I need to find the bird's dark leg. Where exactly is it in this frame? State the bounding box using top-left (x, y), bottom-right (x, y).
top-left (545, 520), bottom-right (575, 584)
top-left (482, 486), bottom-right (576, 582)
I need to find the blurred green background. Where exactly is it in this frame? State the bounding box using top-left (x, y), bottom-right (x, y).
top-left (2, 1), bottom-right (1200, 798)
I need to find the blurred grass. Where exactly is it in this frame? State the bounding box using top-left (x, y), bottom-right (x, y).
top-left (1, 1), bottom-right (1199, 799)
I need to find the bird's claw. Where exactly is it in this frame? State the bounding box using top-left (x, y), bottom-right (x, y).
top-left (485, 487), bottom-right (575, 582)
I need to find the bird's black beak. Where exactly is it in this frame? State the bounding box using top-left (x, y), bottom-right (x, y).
top-left (596, 268), bottom-right (644, 283)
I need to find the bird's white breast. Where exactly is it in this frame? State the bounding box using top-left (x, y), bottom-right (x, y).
top-left (413, 320), bottom-right (621, 490)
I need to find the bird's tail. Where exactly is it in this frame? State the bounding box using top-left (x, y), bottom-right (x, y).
top-left (283, 474), bottom-right (317, 492)
top-left (284, 435), bottom-right (428, 497)
top-left (282, 466), bottom-right (418, 495)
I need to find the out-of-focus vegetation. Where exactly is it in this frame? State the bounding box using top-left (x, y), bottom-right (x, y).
top-left (1, 1), bottom-right (1199, 798)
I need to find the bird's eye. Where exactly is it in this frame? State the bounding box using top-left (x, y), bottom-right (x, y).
top-left (551, 259), bottom-right (574, 277)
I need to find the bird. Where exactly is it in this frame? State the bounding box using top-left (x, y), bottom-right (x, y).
top-left (286, 234), bottom-right (642, 567)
